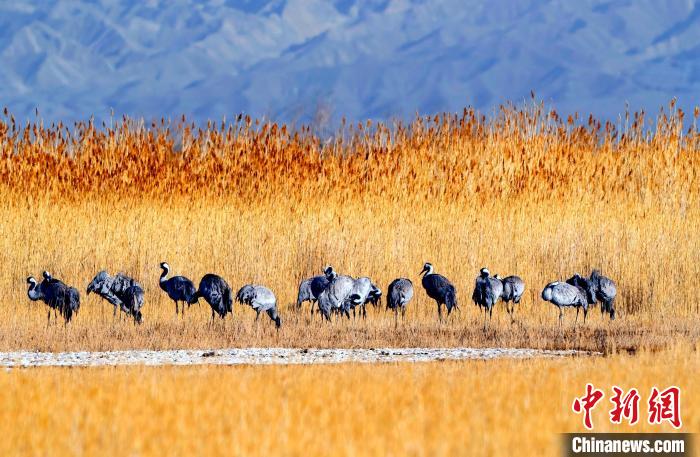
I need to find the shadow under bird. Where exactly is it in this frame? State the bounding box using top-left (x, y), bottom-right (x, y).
top-left (236, 284), bottom-right (282, 329)
top-left (493, 273), bottom-right (525, 322)
top-left (472, 268), bottom-right (503, 322)
top-left (387, 278), bottom-right (414, 320)
top-left (196, 274), bottom-right (233, 321)
top-left (159, 262), bottom-right (198, 316)
top-left (86, 271), bottom-right (144, 323)
top-left (541, 279), bottom-right (595, 326)
top-left (419, 263), bottom-right (458, 321)
top-left (566, 270), bottom-right (617, 320)
top-left (26, 271), bottom-right (80, 324)
top-left (297, 266), bottom-right (335, 316)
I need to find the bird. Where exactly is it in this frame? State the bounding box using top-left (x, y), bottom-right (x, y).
top-left (26, 276), bottom-right (59, 324)
top-left (196, 274), bottom-right (234, 322)
top-left (159, 262), bottom-right (198, 316)
top-left (345, 276), bottom-right (376, 319)
top-left (236, 284), bottom-right (281, 329)
top-left (366, 281), bottom-right (382, 308)
top-left (43, 271), bottom-right (80, 322)
top-left (317, 273), bottom-right (355, 321)
top-left (296, 266), bottom-right (335, 316)
top-left (472, 268), bottom-right (503, 322)
top-left (590, 270), bottom-right (617, 320)
top-left (27, 271), bottom-right (80, 324)
top-left (387, 278), bottom-right (414, 321)
top-left (566, 271), bottom-right (616, 320)
top-left (419, 262), bottom-right (458, 321)
top-left (541, 280), bottom-right (593, 326)
top-left (86, 270), bottom-right (144, 323)
top-left (493, 273), bottom-right (525, 322)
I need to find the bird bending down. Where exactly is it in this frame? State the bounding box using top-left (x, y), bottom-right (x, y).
top-left (159, 262), bottom-right (198, 316)
top-left (317, 273), bottom-right (355, 321)
top-left (542, 280), bottom-right (594, 326)
top-left (236, 284), bottom-right (281, 329)
top-left (420, 263), bottom-right (458, 321)
top-left (494, 274), bottom-right (525, 322)
top-left (197, 274), bottom-right (233, 322)
top-left (86, 271), bottom-right (144, 323)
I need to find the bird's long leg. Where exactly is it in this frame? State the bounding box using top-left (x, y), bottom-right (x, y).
top-left (47, 308), bottom-right (51, 327)
top-left (174, 300), bottom-right (179, 316)
top-left (310, 301), bottom-right (315, 317)
top-left (437, 302), bottom-right (443, 322)
top-left (559, 307), bottom-right (563, 327)
top-left (255, 310), bottom-right (260, 322)
top-left (362, 305), bottom-right (367, 320)
top-left (401, 306), bottom-right (406, 321)
top-left (575, 307), bottom-right (580, 325)
top-left (584, 307), bottom-right (588, 324)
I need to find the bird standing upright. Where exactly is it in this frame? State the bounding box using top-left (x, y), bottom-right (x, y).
top-left (159, 262), bottom-right (198, 316)
top-left (419, 263), bottom-right (458, 321)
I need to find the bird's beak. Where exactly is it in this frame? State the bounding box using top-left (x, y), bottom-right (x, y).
top-left (419, 267), bottom-right (427, 276)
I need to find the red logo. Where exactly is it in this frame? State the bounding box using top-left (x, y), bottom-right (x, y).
top-left (572, 384), bottom-right (682, 430)
top-left (572, 383), bottom-right (605, 429)
top-left (609, 386), bottom-right (640, 425)
top-left (648, 386), bottom-right (682, 428)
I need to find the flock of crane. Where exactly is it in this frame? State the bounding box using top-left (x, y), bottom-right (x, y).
top-left (25, 261), bottom-right (617, 328)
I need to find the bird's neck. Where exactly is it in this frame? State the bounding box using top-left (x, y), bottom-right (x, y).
top-left (159, 268), bottom-right (168, 288)
top-left (27, 281), bottom-right (41, 300)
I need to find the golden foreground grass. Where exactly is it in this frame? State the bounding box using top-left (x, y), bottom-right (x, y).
top-left (0, 102), bottom-right (698, 351)
top-left (0, 346), bottom-right (696, 456)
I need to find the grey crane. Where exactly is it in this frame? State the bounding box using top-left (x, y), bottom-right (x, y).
top-left (43, 271), bottom-right (80, 322)
top-left (235, 284), bottom-right (281, 329)
top-left (541, 280), bottom-right (595, 326)
top-left (493, 273), bottom-right (525, 322)
top-left (196, 274), bottom-right (233, 322)
top-left (472, 268), bottom-right (503, 322)
top-left (590, 270), bottom-right (617, 320)
top-left (419, 262), bottom-right (458, 321)
top-left (317, 273), bottom-right (355, 322)
top-left (26, 271), bottom-right (80, 324)
top-left (566, 271), bottom-right (617, 320)
top-left (366, 282), bottom-right (382, 308)
top-left (387, 278), bottom-right (414, 321)
top-left (345, 276), bottom-right (378, 319)
top-left (296, 266), bottom-right (335, 316)
top-left (159, 262), bottom-right (198, 316)
top-left (86, 271), bottom-right (144, 323)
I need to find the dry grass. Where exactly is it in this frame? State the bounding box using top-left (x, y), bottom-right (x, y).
top-left (0, 345), bottom-right (696, 456)
top-left (0, 102), bottom-right (698, 351)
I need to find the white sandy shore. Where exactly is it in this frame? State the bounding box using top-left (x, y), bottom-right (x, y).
top-left (0, 347), bottom-right (599, 368)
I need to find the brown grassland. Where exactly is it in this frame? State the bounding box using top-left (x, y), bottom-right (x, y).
top-left (0, 101), bottom-right (698, 455)
top-left (0, 345), bottom-right (696, 456)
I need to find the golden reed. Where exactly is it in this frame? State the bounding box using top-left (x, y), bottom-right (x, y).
top-left (0, 100), bottom-right (698, 352)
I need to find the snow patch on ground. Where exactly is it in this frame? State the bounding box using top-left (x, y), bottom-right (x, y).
top-left (0, 347), bottom-right (599, 368)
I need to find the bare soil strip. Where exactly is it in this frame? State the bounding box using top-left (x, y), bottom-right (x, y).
top-left (0, 347), bottom-right (599, 368)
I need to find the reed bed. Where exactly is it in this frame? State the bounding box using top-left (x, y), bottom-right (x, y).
top-left (0, 101), bottom-right (698, 351)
